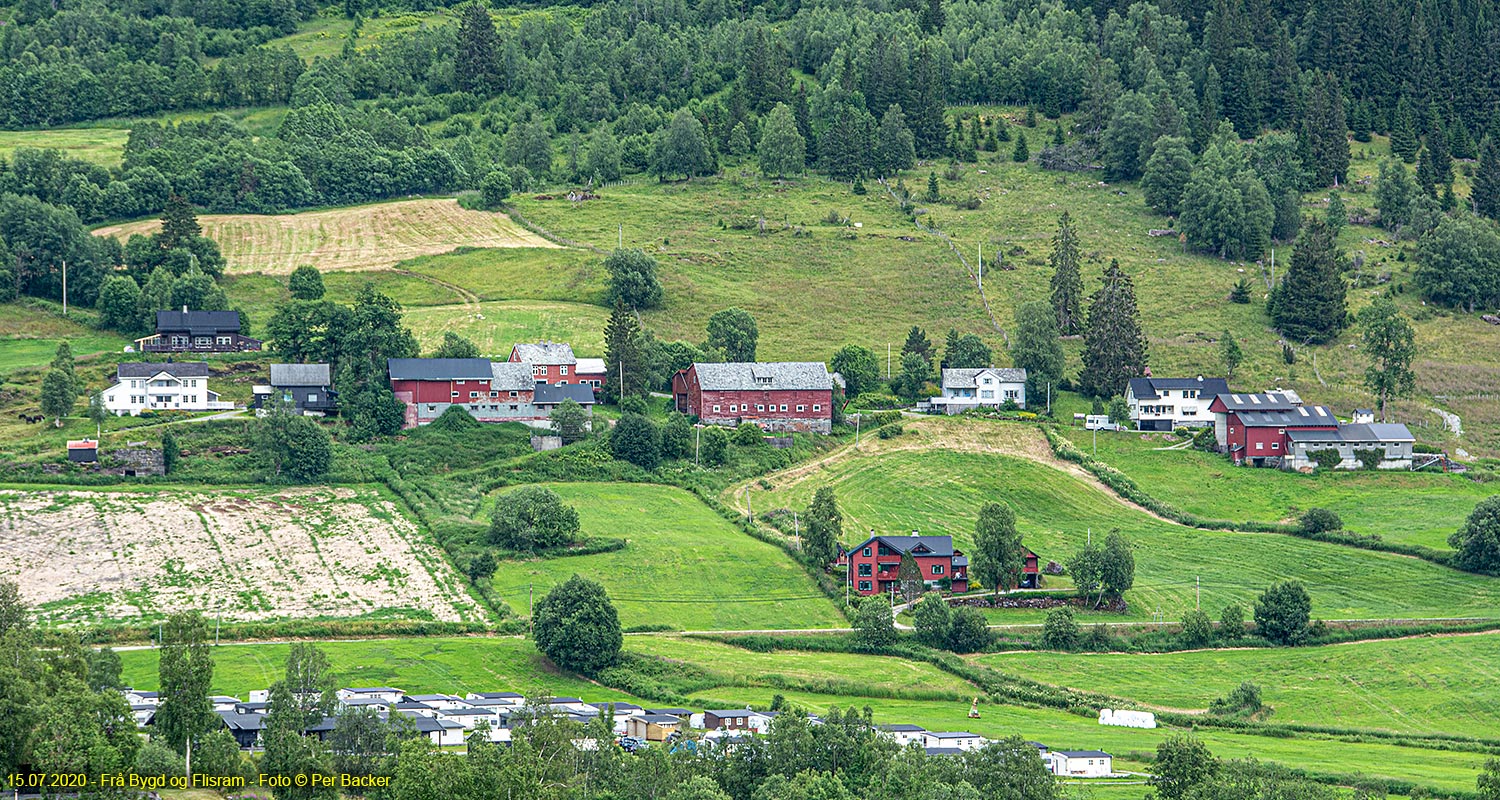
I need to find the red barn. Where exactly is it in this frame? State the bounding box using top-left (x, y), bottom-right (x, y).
top-left (387, 358), bottom-right (595, 429)
top-left (672, 362), bottom-right (834, 434)
top-left (1209, 391), bottom-right (1338, 466)
top-left (846, 534), bottom-right (969, 596)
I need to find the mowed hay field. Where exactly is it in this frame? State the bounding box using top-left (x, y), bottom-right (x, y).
top-left (0, 127), bottom-right (130, 166)
top-left (0, 303), bottom-right (128, 374)
top-left (1060, 427), bottom-right (1495, 551)
top-left (488, 482), bottom-right (845, 631)
top-left (94, 198), bottom-right (560, 274)
top-left (977, 632), bottom-right (1500, 739)
top-left (405, 300), bottom-right (609, 358)
top-left (0, 486), bottom-right (484, 624)
top-left (115, 636), bottom-right (622, 702)
top-left (739, 417), bottom-right (1500, 622)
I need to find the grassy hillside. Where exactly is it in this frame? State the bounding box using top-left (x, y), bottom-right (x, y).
top-left (1059, 427), bottom-right (1494, 550)
top-left (0, 128), bottom-right (130, 167)
top-left (741, 417), bottom-right (1500, 622)
top-left (488, 483), bottom-right (845, 631)
top-left (980, 633), bottom-right (1500, 738)
top-left (94, 199), bottom-right (559, 275)
top-left (0, 303), bottom-right (127, 375)
top-left (405, 300), bottom-right (609, 358)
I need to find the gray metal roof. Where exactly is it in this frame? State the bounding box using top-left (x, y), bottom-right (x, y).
top-left (155, 310), bottom-right (241, 334)
top-left (1235, 406), bottom-right (1337, 427)
top-left (1290, 423), bottom-right (1414, 444)
top-left (1212, 391), bottom-right (1302, 411)
top-left (512, 342), bottom-right (577, 365)
top-left (925, 747), bottom-right (965, 756)
top-left (1128, 376), bottom-right (1229, 400)
top-left (1055, 750), bottom-right (1111, 758)
top-left (926, 731), bottom-right (979, 738)
top-left (1285, 429), bottom-right (1342, 442)
top-left (490, 361), bottom-right (537, 391)
top-left (941, 367), bottom-right (1027, 389)
top-left (388, 358), bottom-right (493, 381)
top-left (706, 709), bottom-right (753, 717)
top-left (533, 382), bottom-right (596, 404)
top-left (691, 362), bottom-right (833, 391)
top-left (118, 362), bottom-right (210, 379)
top-left (850, 534), bottom-right (956, 558)
top-left (637, 714), bottom-right (684, 724)
top-left (269, 363), bottom-right (331, 387)
top-left (879, 724), bottom-right (926, 732)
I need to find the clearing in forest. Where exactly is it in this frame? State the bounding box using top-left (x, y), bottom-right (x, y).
top-left (93, 198), bottom-right (560, 274)
top-left (0, 486), bottom-right (483, 625)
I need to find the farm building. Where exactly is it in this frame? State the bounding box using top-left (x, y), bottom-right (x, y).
top-left (846, 533), bottom-right (970, 596)
top-left (97, 362), bottom-right (233, 415)
top-left (66, 440), bottom-right (97, 463)
top-left (626, 714), bottom-right (683, 742)
top-left (1125, 376), bottom-right (1229, 430)
top-left (704, 710), bottom-right (754, 731)
top-left (1208, 392), bottom-right (1339, 467)
top-left (253, 364), bottom-right (338, 416)
top-left (1046, 750), bottom-right (1113, 777)
top-left (509, 341), bottom-right (605, 387)
top-left (671, 362), bottom-right (835, 434)
top-left (878, 724), bottom-right (927, 747)
top-left (921, 732), bottom-right (985, 751)
top-left (1284, 423), bottom-right (1416, 470)
top-left (388, 358), bottom-right (594, 429)
top-left (922, 368), bottom-right (1028, 413)
top-left (137, 309), bottom-right (261, 353)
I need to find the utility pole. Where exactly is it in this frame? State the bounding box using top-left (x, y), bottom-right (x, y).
top-left (746, 487), bottom-right (753, 523)
top-left (61, 260), bottom-right (67, 315)
top-left (1046, 383), bottom-right (1052, 416)
top-left (619, 359), bottom-right (624, 401)
top-left (528, 583), bottom-right (534, 635)
top-left (694, 425), bottom-right (701, 466)
top-left (793, 511), bottom-right (799, 549)
top-left (855, 413), bottom-right (860, 447)
top-left (618, 223), bottom-right (623, 249)
top-left (887, 344), bottom-right (892, 378)
top-left (1196, 576), bottom-right (1201, 610)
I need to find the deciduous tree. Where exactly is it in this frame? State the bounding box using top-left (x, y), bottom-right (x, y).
top-left (610, 412), bottom-right (661, 469)
top-left (1449, 496), bottom-right (1500, 575)
top-left (288, 265), bottom-right (325, 300)
top-left (604, 248), bottom-right (665, 310)
top-left (912, 593), bottom-right (951, 648)
top-left (853, 595), bottom-right (896, 648)
top-left (1357, 298), bottom-right (1416, 421)
top-left (1253, 580), bottom-right (1312, 645)
top-left (803, 486), bottom-right (842, 567)
top-left (757, 103), bottom-right (805, 179)
top-left (1010, 300), bottom-right (1065, 404)
top-left (706, 307), bottom-right (758, 362)
top-left (156, 611), bottom-right (215, 752)
top-left (532, 575), bottom-right (622, 673)
top-left (830, 344), bottom-right (879, 398)
top-left (489, 486), bottom-right (581, 551)
top-left (972, 502), bottom-right (1023, 595)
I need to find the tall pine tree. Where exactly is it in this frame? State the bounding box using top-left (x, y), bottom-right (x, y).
top-left (1270, 217), bottom-right (1348, 344)
top-left (1049, 212), bottom-right (1085, 335)
top-left (455, 3), bottom-right (498, 95)
top-left (1078, 260), bottom-right (1148, 398)
top-left (1299, 71), bottom-right (1349, 187)
top-left (1474, 135), bottom-right (1500, 221)
top-left (603, 303), bottom-right (649, 403)
top-left (1389, 97), bottom-right (1420, 162)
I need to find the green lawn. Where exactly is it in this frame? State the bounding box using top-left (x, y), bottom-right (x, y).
top-left (0, 127), bottom-right (130, 167)
top-left (622, 636), bottom-right (975, 698)
top-left (697, 688), bottom-right (1488, 794)
top-left (1058, 428), bottom-right (1494, 551)
top-left (743, 419), bottom-right (1500, 623)
top-left (489, 483), bottom-right (845, 631)
top-left (116, 636), bottom-right (628, 701)
top-left (977, 633), bottom-right (1500, 739)
top-left (405, 300), bottom-right (609, 358)
top-left (0, 303), bottom-right (127, 375)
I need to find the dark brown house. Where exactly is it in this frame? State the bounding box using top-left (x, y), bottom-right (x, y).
top-left (137, 310), bottom-right (261, 353)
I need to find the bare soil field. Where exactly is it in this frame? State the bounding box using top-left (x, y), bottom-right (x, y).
top-left (93, 198), bottom-right (560, 274)
top-left (0, 486), bottom-right (484, 624)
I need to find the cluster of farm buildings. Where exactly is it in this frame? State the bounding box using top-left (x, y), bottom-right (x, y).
top-left (91, 311), bottom-right (1422, 471)
top-left (119, 687), bottom-right (1114, 778)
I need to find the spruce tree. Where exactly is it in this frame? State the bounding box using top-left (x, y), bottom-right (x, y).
top-left (1389, 98), bottom-right (1420, 162)
top-left (1299, 71), bottom-right (1348, 187)
top-left (1473, 135), bottom-right (1500, 222)
top-left (1078, 260), bottom-right (1148, 398)
top-left (159, 194), bottom-right (202, 251)
top-left (1415, 145), bottom-right (1439, 197)
top-left (873, 105), bottom-right (916, 177)
top-left (602, 303), bottom-right (648, 402)
top-left (901, 325), bottom-right (935, 368)
top-left (1011, 129), bottom-right (1030, 163)
top-left (924, 172), bottom-right (941, 203)
top-left (1220, 329), bottom-right (1242, 379)
top-left (1049, 212), bottom-right (1085, 335)
top-left (1141, 136), bottom-right (1193, 215)
top-left (1051, 121), bottom-right (1066, 147)
top-left (1428, 125), bottom-right (1453, 187)
top-left (454, 2), bottom-right (498, 95)
top-left (757, 103), bottom-right (805, 178)
top-left (1325, 190), bottom-right (1346, 239)
top-left (1270, 217), bottom-right (1348, 344)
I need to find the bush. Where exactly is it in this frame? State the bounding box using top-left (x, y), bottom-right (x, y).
top-left (876, 423), bottom-right (904, 439)
top-left (489, 486), bottom-right (581, 551)
top-left (532, 574), bottom-right (622, 674)
top-left (479, 169), bottom-right (511, 208)
top-left (1306, 449), bottom-right (1343, 470)
top-left (700, 426), bottom-right (730, 466)
top-left (1354, 448), bottom-right (1384, 470)
top-left (428, 404), bottom-right (480, 432)
top-left (912, 593), bottom-right (951, 648)
top-left (946, 607), bottom-right (992, 653)
top-left (1219, 604), bottom-right (1246, 638)
top-left (853, 595), bottom-right (896, 648)
top-left (1299, 507), bottom-right (1343, 534)
top-left (1040, 607), bottom-right (1079, 650)
top-left (1180, 609), bottom-right (1213, 646)
top-left (734, 422), bottom-right (765, 446)
top-left (1254, 581), bottom-right (1312, 645)
top-left (611, 413), bottom-right (661, 469)
top-left (1208, 681), bottom-right (1264, 716)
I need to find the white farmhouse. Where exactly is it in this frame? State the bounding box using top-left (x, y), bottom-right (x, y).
top-left (925, 368), bottom-right (1027, 413)
top-left (1125, 377), bottom-right (1229, 431)
top-left (98, 363), bottom-right (233, 415)
top-left (1046, 750), bottom-right (1113, 777)
top-left (921, 731), bottom-right (985, 751)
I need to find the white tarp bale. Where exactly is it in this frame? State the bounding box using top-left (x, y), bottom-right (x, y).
top-left (1099, 708), bottom-right (1157, 729)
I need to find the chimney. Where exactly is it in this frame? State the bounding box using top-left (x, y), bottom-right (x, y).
top-left (911, 529), bottom-right (919, 537)
top-left (182, 305), bottom-right (188, 313)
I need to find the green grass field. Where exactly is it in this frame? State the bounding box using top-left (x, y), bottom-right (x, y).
top-left (405, 300), bottom-right (609, 358)
top-left (0, 127), bottom-right (130, 166)
top-left (696, 688), bottom-right (1487, 793)
top-left (978, 633), bottom-right (1500, 739)
top-left (1059, 427), bottom-right (1494, 550)
top-left (397, 246), bottom-right (605, 303)
top-left (115, 636), bottom-right (624, 701)
top-left (743, 418), bottom-right (1500, 623)
top-left (489, 483), bottom-right (845, 631)
top-left (0, 304), bottom-right (127, 375)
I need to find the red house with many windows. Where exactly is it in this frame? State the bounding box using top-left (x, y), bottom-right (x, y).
top-left (509, 342), bottom-right (576, 384)
top-left (846, 534), bottom-right (969, 596)
top-left (387, 358), bottom-right (593, 428)
top-left (672, 362), bottom-right (835, 434)
top-left (1209, 391), bottom-right (1338, 466)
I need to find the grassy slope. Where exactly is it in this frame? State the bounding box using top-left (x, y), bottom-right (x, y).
top-left (0, 128), bottom-right (130, 167)
top-left (699, 688), bottom-right (1486, 792)
top-left (0, 303), bottom-right (128, 375)
top-left (742, 418), bottom-right (1500, 622)
top-left (405, 300), bottom-right (609, 358)
top-left (980, 633), bottom-right (1500, 738)
top-left (489, 483), bottom-right (845, 631)
top-left (116, 636), bottom-right (624, 701)
top-left (1059, 427), bottom-right (1493, 550)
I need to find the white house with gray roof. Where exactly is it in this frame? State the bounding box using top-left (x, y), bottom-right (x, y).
top-left (98, 363), bottom-right (233, 415)
top-left (923, 367), bottom-right (1027, 413)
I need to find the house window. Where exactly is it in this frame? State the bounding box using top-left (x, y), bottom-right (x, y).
top-left (812, 404), bottom-right (821, 411)
top-left (452, 391), bottom-right (460, 398)
top-left (216, 336), bottom-right (232, 346)
top-left (1229, 426), bottom-right (1236, 434)
top-left (1255, 442), bottom-right (1264, 450)
top-left (1272, 442), bottom-right (1280, 450)
top-left (756, 404), bottom-right (765, 412)
top-left (980, 390), bottom-right (994, 399)
top-left (1004, 390), bottom-right (1018, 400)
top-left (858, 564), bottom-right (872, 576)
top-left (796, 404), bottom-right (805, 412)
top-left (509, 391), bottom-right (518, 398)
top-left (857, 581), bottom-right (872, 592)
top-left (194, 336), bottom-right (211, 346)
top-left (780, 404), bottom-right (788, 411)
top-left (712, 405), bottom-right (721, 412)
top-left (862, 547), bottom-right (872, 557)
top-left (308, 394), bottom-right (318, 402)
top-left (470, 392), bottom-right (480, 398)
top-left (560, 366), bottom-right (569, 375)
top-left (932, 564), bottom-right (944, 575)
top-left (490, 391), bottom-right (498, 397)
